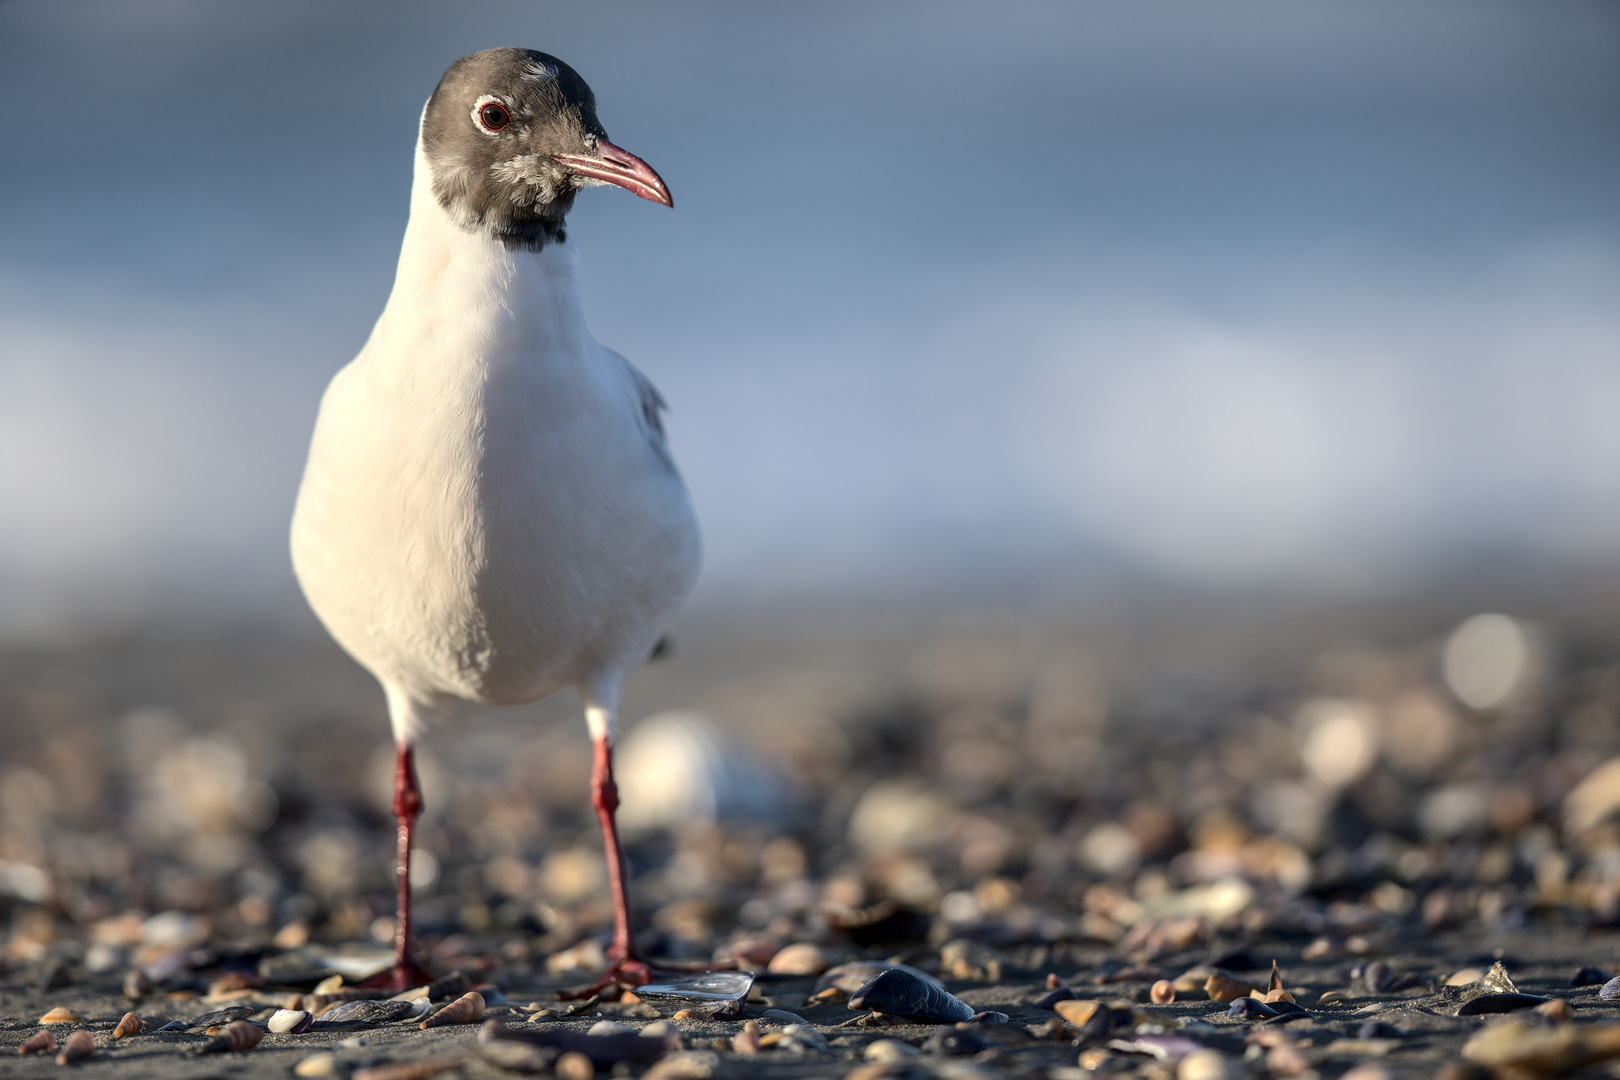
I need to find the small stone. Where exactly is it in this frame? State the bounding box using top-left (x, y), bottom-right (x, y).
top-left (588, 1019), bottom-right (633, 1036)
top-left (767, 943), bottom-right (832, 976)
top-left (1536, 998), bottom-right (1574, 1023)
top-left (643, 1051), bottom-right (725, 1080)
top-left (865, 1038), bottom-right (919, 1062)
top-left (124, 969), bottom-right (153, 999)
top-left (732, 1020), bottom-right (762, 1054)
top-left (294, 1051), bottom-right (343, 1077)
top-left (1573, 966), bottom-right (1612, 987)
top-left (1177, 1048), bottom-right (1242, 1080)
top-left (39, 1007), bottom-right (82, 1024)
top-left (1458, 993), bottom-right (1552, 1016)
top-left (270, 1009), bottom-right (314, 1033)
top-left (1046, 973), bottom-right (1062, 989)
top-left (113, 1012), bottom-right (143, 1038)
top-left (555, 1049), bottom-right (595, 1080)
top-left (55, 1030), bottom-right (95, 1064)
top-left (1151, 980), bottom-right (1176, 1004)
top-left (1463, 1015), bottom-right (1620, 1075)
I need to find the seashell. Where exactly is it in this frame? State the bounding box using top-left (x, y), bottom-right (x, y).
top-left (866, 1038), bottom-right (919, 1062)
top-left (1264, 987), bottom-right (1296, 1004)
top-left (124, 969), bottom-right (153, 999)
top-left (1317, 988), bottom-right (1354, 1004)
top-left (766, 942), bottom-right (831, 976)
top-left (1537, 998), bottom-right (1574, 1024)
top-left (973, 1010), bottom-right (1010, 1023)
top-left (555, 1050), bottom-right (595, 1080)
top-left (587, 1020), bottom-right (632, 1037)
top-left (420, 991), bottom-right (485, 1028)
top-left (1573, 966), bottom-right (1612, 987)
top-left (1228, 997), bottom-right (1277, 1019)
top-left (19, 1029), bottom-right (57, 1055)
top-left (1177, 1048), bottom-right (1244, 1080)
top-left (113, 1012), bottom-right (143, 1038)
top-left (940, 938), bottom-right (1013, 982)
top-left (1151, 980), bottom-right (1176, 1004)
top-left (528, 1008), bottom-right (560, 1022)
top-left (209, 971), bottom-right (265, 995)
top-left (1602, 976), bottom-right (1620, 1001)
top-left (671, 1008), bottom-right (697, 1020)
top-left (642, 1051), bottom-right (726, 1080)
top-left (1204, 973), bottom-right (1259, 1002)
top-left (761, 1009), bottom-right (807, 1024)
top-left (39, 1006), bottom-right (83, 1024)
top-left (777, 1024), bottom-right (827, 1052)
top-left (560, 995), bottom-right (599, 1017)
top-left (1053, 999), bottom-right (1101, 1026)
top-left (847, 968), bottom-right (974, 1024)
top-left (198, 1020), bottom-right (264, 1053)
top-left (1045, 973), bottom-right (1062, 989)
top-left (1458, 993), bottom-right (1553, 1016)
top-left (313, 974), bottom-right (344, 995)
top-left (293, 1051), bottom-right (341, 1077)
top-left (184, 1006), bottom-right (255, 1030)
top-left (920, 1025), bottom-right (997, 1056)
top-left (55, 1030), bottom-right (95, 1064)
top-left (388, 985), bottom-right (431, 1002)
top-left (318, 998), bottom-right (426, 1026)
top-left (731, 1020), bottom-right (762, 1054)
top-left (814, 961), bottom-right (944, 996)
top-left (1447, 967), bottom-right (1487, 987)
top-left (1463, 1015), bottom-right (1620, 1076)
top-left (351, 1059), bottom-right (463, 1080)
top-left (1358, 1020), bottom-right (1405, 1040)
top-left (269, 1009), bottom-right (314, 1034)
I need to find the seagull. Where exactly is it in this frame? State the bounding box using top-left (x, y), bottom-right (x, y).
top-left (290, 47), bottom-right (703, 997)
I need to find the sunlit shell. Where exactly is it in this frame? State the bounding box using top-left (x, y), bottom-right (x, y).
top-left (55, 1030), bottom-right (95, 1064)
top-left (113, 1012), bottom-right (143, 1038)
top-left (269, 1009), bottom-right (314, 1034)
top-left (199, 1019), bottom-right (265, 1053)
top-left (39, 1007), bottom-right (83, 1024)
top-left (420, 991), bottom-right (485, 1028)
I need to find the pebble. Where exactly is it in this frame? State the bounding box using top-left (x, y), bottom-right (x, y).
top-left (847, 967), bottom-right (975, 1023)
top-left (294, 1051), bottom-right (343, 1077)
top-left (767, 942), bottom-right (832, 975)
top-left (113, 1011), bottom-right (143, 1038)
top-left (1573, 966), bottom-right (1612, 987)
top-left (39, 1006), bottom-right (83, 1024)
top-left (420, 991), bottom-right (485, 1028)
top-left (19, 1029), bottom-right (57, 1055)
top-left (55, 1030), bottom-right (95, 1064)
top-left (555, 1050), bottom-right (595, 1080)
top-left (587, 1019), bottom-right (633, 1036)
top-left (865, 1038), bottom-right (920, 1062)
top-left (270, 1008), bottom-right (314, 1033)
top-left (761, 1009), bottom-right (808, 1024)
top-left (732, 1020), bottom-right (762, 1054)
top-left (1177, 1048), bottom-right (1242, 1080)
top-left (1463, 1015), bottom-right (1620, 1076)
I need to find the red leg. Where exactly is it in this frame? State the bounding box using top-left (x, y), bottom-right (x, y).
top-left (359, 745), bottom-right (436, 992)
top-left (558, 734), bottom-right (735, 999)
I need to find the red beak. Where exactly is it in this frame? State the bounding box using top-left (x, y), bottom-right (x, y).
top-left (550, 138), bottom-right (673, 208)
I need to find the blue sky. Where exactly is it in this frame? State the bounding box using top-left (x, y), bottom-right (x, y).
top-left (1, 1), bottom-right (1617, 632)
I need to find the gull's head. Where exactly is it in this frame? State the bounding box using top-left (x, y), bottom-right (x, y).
top-left (421, 47), bottom-right (672, 250)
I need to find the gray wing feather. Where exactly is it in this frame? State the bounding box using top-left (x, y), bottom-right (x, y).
top-left (602, 346), bottom-right (672, 461)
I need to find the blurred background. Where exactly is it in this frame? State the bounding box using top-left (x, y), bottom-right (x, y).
top-left (3, 0), bottom-right (1620, 985)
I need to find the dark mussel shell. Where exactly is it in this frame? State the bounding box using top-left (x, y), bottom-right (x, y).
top-left (314, 998), bottom-right (424, 1026)
top-left (1457, 993), bottom-right (1552, 1016)
top-left (848, 968), bottom-right (975, 1024)
top-left (815, 961), bottom-right (945, 995)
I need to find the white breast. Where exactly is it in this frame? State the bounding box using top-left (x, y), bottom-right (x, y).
top-left (290, 137), bottom-right (700, 710)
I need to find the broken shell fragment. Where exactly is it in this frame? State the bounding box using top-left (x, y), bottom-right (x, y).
top-left (199, 1020), bottom-right (264, 1053)
top-left (39, 1007), bottom-right (83, 1024)
top-left (19, 1029), bottom-right (57, 1055)
top-left (55, 1030), bottom-right (95, 1064)
top-left (420, 991), bottom-right (485, 1028)
top-left (847, 968), bottom-right (975, 1023)
top-left (270, 1008), bottom-right (314, 1033)
top-left (113, 1012), bottom-right (143, 1038)
top-left (1054, 999), bottom-right (1102, 1027)
top-left (1205, 974), bottom-right (1259, 1002)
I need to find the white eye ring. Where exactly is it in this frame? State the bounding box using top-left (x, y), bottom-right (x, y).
top-left (471, 95), bottom-right (511, 133)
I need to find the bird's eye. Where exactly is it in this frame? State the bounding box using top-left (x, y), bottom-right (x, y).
top-left (479, 102), bottom-right (510, 131)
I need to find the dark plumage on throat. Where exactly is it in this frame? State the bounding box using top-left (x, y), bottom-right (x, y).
top-left (420, 47), bottom-right (606, 251)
